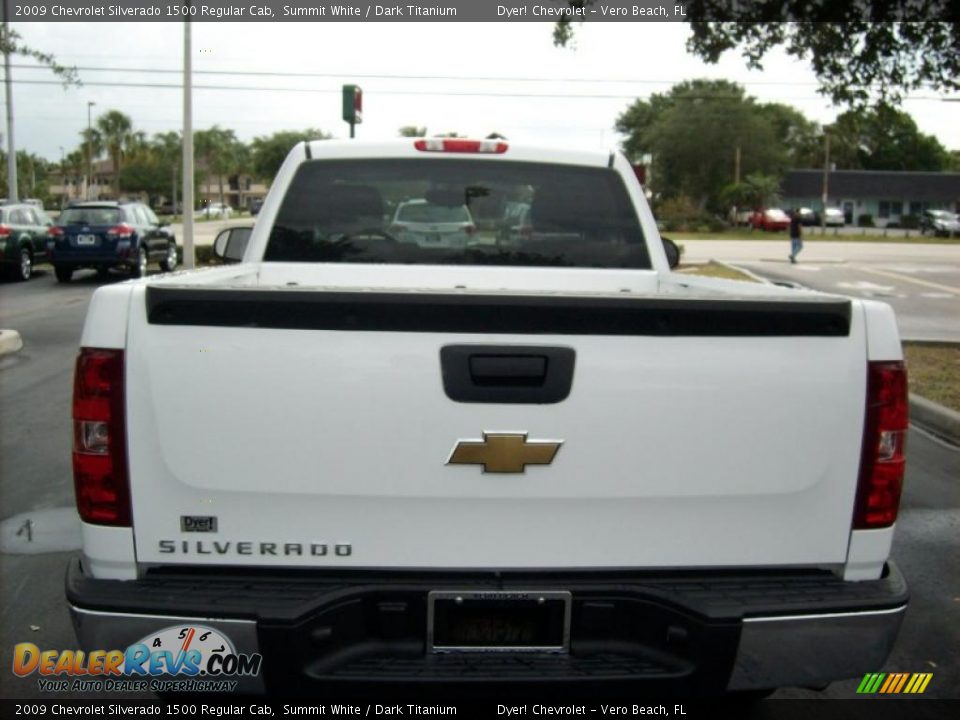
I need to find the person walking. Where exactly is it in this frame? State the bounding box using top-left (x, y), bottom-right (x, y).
top-left (789, 208), bottom-right (803, 264)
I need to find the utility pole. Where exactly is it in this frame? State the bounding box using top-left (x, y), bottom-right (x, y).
top-left (734, 145), bottom-right (741, 185)
top-left (182, 19), bottom-right (195, 269)
top-left (3, 0), bottom-right (18, 202)
top-left (821, 130), bottom-right (831, 232)
top-left (86, 101), bottom-right (95, 200)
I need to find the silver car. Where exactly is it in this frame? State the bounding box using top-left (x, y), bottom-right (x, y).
top-left (389, 199), bottom-right (476, 249)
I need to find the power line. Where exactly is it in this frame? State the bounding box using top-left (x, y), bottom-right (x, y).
top-left (10, 77), bottom-right (952, 103)
top-left (9, 62), bottom-right (824, 87)
top-left (0, 78), bottom-right (855, 102)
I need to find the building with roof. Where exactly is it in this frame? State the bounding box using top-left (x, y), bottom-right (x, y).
top-left (45, 160), bottom-right (267, 213)
top-left (782, 170), bottom-right (960, 227)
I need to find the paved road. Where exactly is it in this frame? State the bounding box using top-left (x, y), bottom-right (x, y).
top-left (684, 240), bottom-right (960, 342)
top-left (0, 265), bottom-right (957, 700)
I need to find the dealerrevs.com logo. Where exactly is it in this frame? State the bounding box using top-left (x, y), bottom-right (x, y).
top-left (13, 625), bottom-right (262, 693)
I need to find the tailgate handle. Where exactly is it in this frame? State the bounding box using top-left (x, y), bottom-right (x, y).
top-left (441, 345), bottom-right (575, 404)
top-left (469, 355), bottom-right (547, 386)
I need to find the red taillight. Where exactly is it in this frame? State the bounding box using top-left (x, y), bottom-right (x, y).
top-left (414, 139), bottom-right (508, 154)
top-left (107, 224), bottom-right (134, 239)
top-left (48, 226), bottom-right (64, 238)
top-left (73, 348), bottom-right (130, 526)
top-left (465, 225), bottom-right (477, 235)
top-left (853, 361), bottom-right (908, 529)
top-left (519, 225), bottom-right (533, 239)
top-left (0, 224), bottom-right (10, 237)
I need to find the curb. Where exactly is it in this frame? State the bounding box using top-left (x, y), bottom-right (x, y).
top-left (910, 394), bottom-right (960, 446)
top-left (0, 329), bottom-right (23, 356)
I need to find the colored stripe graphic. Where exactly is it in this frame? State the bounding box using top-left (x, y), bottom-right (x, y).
top-left (859, 672), bottom-right (933, 694)
top-left (857, 673), bottom-right (886, 695)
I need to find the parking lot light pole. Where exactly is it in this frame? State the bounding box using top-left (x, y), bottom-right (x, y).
top-left (182, 20), bottom-right (195, 269)
top-left (821, 128), bottom-right (831, 233)
top-left (3, 0), bottom-right (18, 203)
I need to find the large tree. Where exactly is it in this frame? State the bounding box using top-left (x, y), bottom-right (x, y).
top-left (250, 129), bottom-right (331, 182)
top-left (554, 2), bottom-right (959, 107)
top-left (0, 151), bottom-right (50, 201)
top-left (151, 131), bottom-right (183, 209)
top-left (194, 126), bottom-right (246, 207)
top-left (826, 105), bottom-right (950, 171)
top-left (616, 80), bottom-right (787, 210)
top-left (96, 110), bottom-right (134, 198)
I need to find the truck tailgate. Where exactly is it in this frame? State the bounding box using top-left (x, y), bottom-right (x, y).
top-left (125, 284), bottom-right (866, 569)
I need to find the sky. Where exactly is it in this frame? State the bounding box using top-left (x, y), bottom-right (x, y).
top-left (5, 20), bottom-right (960, 163)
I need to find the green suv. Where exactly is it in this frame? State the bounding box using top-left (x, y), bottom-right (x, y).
top-left (0, 203), bottom-right (53, 281)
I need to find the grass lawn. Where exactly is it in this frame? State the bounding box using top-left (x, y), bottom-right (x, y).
top-left (675, 262), bottom-right (760, 283)
top-left (903, 343), bottom-right (960, 413)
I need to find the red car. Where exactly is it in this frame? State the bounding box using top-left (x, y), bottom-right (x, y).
top-left (750, 208), bottom-right (791, 231)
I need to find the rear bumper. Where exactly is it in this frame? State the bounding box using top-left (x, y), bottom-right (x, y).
top-left (51, 246), bottom-right (136, 266)
top-left (66, 558), bottom-right (907, 696)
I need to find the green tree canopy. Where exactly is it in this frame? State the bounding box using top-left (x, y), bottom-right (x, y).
top-left (195, 126), bottom-right (247, 206)
top-left (250, 129), bottom-right (332, 181)
top-left (0, 26), bottom-right (80, 86)
top-left (554, 2), bottom-right (959, 107)
top-left (827, 106), bottom-right (951, 171)
top-left (398, 126), bottom-right (427, 137)
top-left (0, 151), bottom-right (50, 201)
top-left (96, 110), bottom-right (134, 197)
top-left (616, 80), bottom-right (787, 210)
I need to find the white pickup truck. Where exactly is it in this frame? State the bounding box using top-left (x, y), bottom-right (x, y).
top-left (66, 139), bottom-right (909, 697)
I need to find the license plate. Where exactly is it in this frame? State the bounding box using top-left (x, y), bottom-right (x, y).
top-left (427, 590), bottom-right (571, 653)
top-left (76, 234), bottom-right (97, 246)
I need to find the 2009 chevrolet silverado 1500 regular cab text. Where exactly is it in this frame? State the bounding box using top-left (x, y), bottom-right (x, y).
top-left (66, 139), bottom-right (909, 697)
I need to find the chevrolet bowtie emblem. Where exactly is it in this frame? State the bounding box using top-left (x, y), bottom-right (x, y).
top-left (447, 433), bottom-right (563, 474)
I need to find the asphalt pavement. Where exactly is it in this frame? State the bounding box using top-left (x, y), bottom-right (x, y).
top-left (683, 240), bottom-right (960, 342)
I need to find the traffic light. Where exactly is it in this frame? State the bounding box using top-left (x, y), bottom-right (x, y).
top-left (342, 85), bottom-right (362, 125)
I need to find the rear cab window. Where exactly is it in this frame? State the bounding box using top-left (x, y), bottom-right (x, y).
top-left (60, 208), bottom-right (124, 226)
top-left (265, 159), bottom-right (649, 269)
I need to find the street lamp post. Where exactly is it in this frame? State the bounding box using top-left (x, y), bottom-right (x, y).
top-left (821, 128), bottom-right (831, 233)
top-left (86, 101), bottom-right (95, 200)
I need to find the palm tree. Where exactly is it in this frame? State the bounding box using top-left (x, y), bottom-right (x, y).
top-left (195, 126), bottom-right (243, 210)
top-left (62, 149), bottom-right (85, 202)
top-left (96, 110), bottom-right (133, 198)
top-left (80, 127), bottom-right (104, 198)
top-left (152, 131), bottom-right (182, 211)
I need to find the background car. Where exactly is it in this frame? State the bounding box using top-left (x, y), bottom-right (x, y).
top-left (49, 201), bottom-right (178, 283)
top-left (388, 198), bottom-right (477, 248)
top-left (796, 207), bottom-right (820, 226)
top-left (0, 203), bottom-right (52, 281)
top-left (823, 207), bottom-right (846, 227)
top-left (920, 209), bottom-right (960, 237)
top-left (750, 207), bottom-right (791, 231)
top-left (199, 202), bottom-right (233, 219)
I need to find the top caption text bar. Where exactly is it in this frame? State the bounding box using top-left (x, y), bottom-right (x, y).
top-left (5, 1), bottom-right (959, 23)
